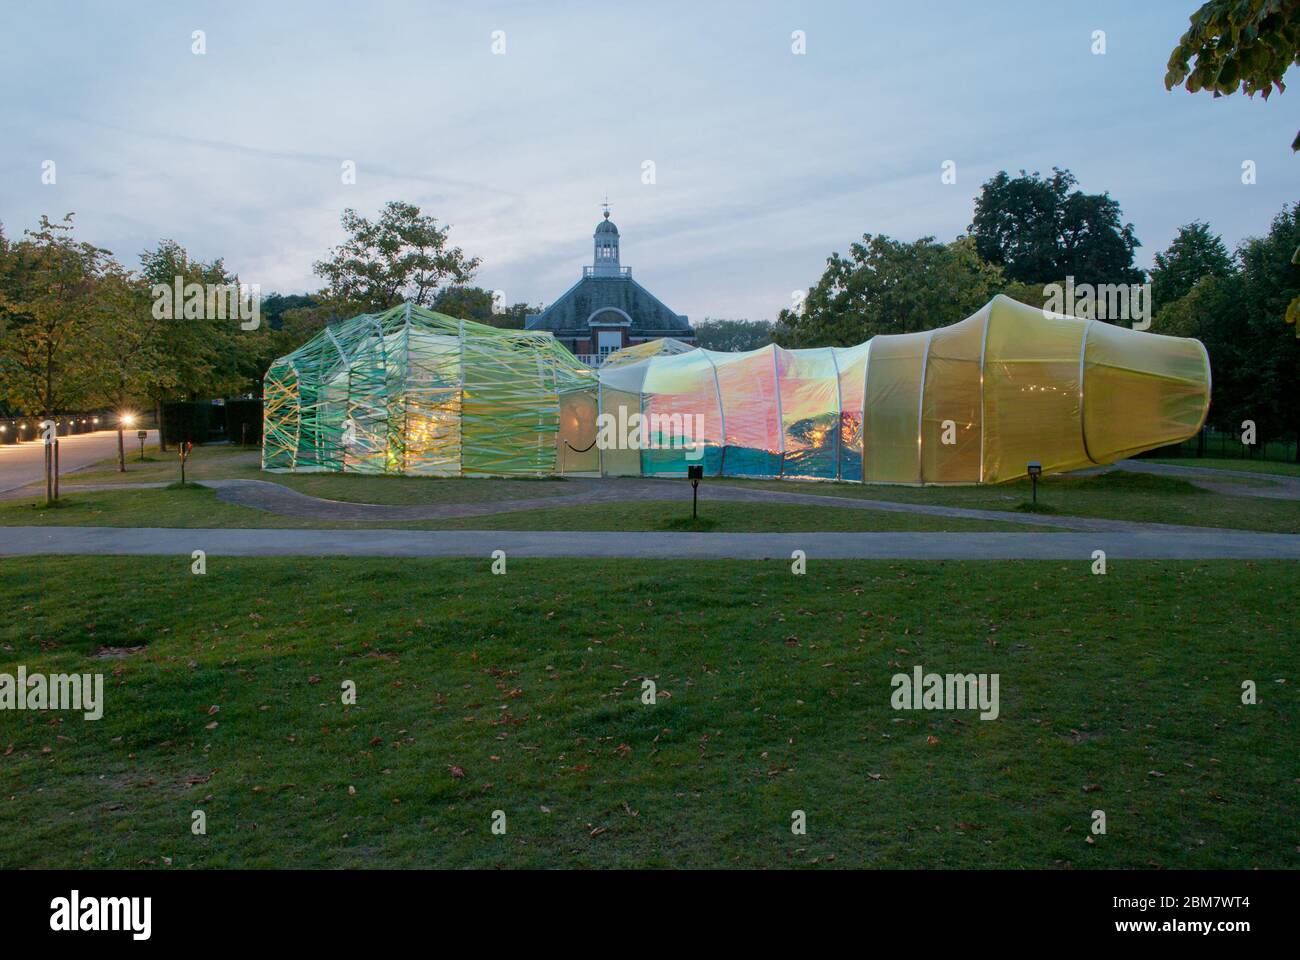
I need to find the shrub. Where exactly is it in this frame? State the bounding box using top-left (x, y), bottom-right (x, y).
top-left (224, 399), bottom-right (263, 445)
top-left (161, 402), bottom-right (213, 445)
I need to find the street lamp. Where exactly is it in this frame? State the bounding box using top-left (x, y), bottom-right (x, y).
top-left (117, 412), bottom-right (135, 472)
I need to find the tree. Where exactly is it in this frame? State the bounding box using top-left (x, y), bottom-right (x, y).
top-left (1159, 203), bottom-right (1300, 458)
top-left (138, 239), bottom-right (258, 446)
top-left (431, 286), bottom-right (534, 328)
top-left (1150, 221), bottom-right (1234, 312)
top-left (693, 318), bottom-right (775, 352)
top-left (0, 214), bottom-right (118, 418)
top-left (260, 292), bottom-right (318, 330)
top-left (1164, 0), bottom-right (1300, 150)
top-left (314, 202), bottom-right (481, 311)
top-left (1164, 1), bottom-right (1300, 332)
top-left (86, 269), bottom-right (160, 427)
top-left (969, 168), bottom-right (1143, 287)
top-left (774, 235), bottom-right (1003, 347)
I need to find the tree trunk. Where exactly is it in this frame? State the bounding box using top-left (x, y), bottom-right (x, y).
top-left (156, 397), bottom-right (167, 452)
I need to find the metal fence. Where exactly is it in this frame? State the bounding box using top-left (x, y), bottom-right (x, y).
top-left (1141, 427), bottom-right (1298, 463)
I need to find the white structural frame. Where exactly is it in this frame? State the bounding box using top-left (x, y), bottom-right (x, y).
top-left (1078, 319), bottom-right (1095, 464)
top-left (977, 307), bottom-right (992, 484)
top-left (916, 331), bottom-right (934, 483)
top-left (830, 348), bottom-right (844, 481)
top-left (704, 351), bottom-right (727, 476)
top-left (770, 344), bottom-right (786, 478)
top-left (859, 339), bottom-right (873, 483)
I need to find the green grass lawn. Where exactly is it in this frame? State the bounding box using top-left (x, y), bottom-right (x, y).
top-left (1146, 457), bottom-right (1300, 479)
top-left (0, 486), bottom-right (1037, 532)
top-left (0, 556), bottom-right (1293, 869)
top-left (68, 444), bottom-right (577, 505)
top-left (67, 443), bottom-right (258, 485)
top-left (719, 470), bottom-right (1300, 533)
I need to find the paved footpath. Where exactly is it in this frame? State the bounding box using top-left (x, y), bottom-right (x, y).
top-left (0, 431), bottom-right (159, 493)
top-left (1091, 459), bottom-right (1300, 501)
top-left (2, 526), bottom-right (1298, 560)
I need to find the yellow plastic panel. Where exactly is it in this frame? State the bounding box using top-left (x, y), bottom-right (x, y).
top-left (863, 332), bottom-right (928, 483)
top-left (558, 387), bottom-right (600, 474)
top-left (598, 386), bottom-right (643, 476)
top-left (1083, 322), bottom-right (1209, 463)
top-left (921, 308), bottom-right (985, 483)
top-left (982, 297), bottom-right (1087, 482)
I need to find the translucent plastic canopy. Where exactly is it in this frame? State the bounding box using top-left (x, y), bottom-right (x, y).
top-left (263, 296), bottom-right (1210, 484)
top-left (592, 295), bottom-right (1210, 483)
top-left (262, 303), bottom-right (595, 476)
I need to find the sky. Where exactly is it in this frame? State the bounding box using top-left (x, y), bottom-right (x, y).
top-left (1, 0), bottom-right (1296, 323)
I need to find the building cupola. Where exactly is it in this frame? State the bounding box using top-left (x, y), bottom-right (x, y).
top-left (592, 201), bottom-right (621, 277)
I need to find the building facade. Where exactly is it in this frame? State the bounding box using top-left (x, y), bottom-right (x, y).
top-left (525, 208), bottom-right (695, 363)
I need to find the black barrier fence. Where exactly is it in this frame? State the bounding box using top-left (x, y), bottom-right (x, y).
top-left (1139, 427), bottom-right (1298, 464)
top-left (160, 399), bottom-right (262, 447)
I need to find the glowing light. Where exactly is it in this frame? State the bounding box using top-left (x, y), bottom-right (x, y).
top-left (120, 413), bottom-right (136, 427)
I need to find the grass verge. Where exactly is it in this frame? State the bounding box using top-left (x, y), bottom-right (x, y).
top-left (0, 556), bottom-right (1293, 869)
top-left (719, 470), bottom-right (1300, 533)
top-left (0, 487), bottom-right (1040, 532)
top-left (1146, 457), bottom-right (1300, 479)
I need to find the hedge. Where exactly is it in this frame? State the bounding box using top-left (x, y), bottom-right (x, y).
top-left (161, 402), bottom-right (212, 446)
top-left (225, 399), bottom-right (263, 445)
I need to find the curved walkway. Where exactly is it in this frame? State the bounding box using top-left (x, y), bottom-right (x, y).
top-left (18, 476), bottom-right (1237, 534)
top-left (1102, 459), bottom-right (1300, 501)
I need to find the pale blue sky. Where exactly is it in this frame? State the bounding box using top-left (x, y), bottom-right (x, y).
top-left (1, 0), bottom-right (1295, 322)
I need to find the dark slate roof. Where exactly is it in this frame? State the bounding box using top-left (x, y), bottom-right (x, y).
top-left (525, 275), bottom-right (693, 338)
top-left (595, 217), bottom-right (619, 235)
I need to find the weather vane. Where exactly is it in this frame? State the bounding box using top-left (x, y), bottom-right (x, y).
top-left (601, 194), bottom-right (610, 219)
